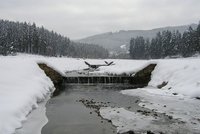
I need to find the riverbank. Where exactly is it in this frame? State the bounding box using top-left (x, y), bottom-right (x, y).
top-left (1, 54), bottom-right (200, 134)
top-left (0, 56), bottom-right (54, 134)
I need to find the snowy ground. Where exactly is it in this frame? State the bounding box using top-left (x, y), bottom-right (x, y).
top-left (1, 54), bottom-right (200, 134)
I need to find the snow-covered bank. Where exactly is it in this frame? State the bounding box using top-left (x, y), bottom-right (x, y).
top-left (149, 59), bottom-right (200, 98)
top-left (0, 56), bottom-right (54, 134)
top-left (15, 95), bottom-right (50, 134)
top-left (100, 58), bottom-right (200, 133)
top-left (121, 87), bottom-right (200, 132)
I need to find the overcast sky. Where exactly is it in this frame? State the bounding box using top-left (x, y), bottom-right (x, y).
top-left (0, 0), bottom-right (200, 39)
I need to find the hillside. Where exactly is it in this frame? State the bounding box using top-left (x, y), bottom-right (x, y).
top-left (0, 19), bottom-right (108, 58)
top-left (77, 24), bottom-right (198, 53)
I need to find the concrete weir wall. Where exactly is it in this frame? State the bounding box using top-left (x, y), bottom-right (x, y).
top-left (63, 64), bottom-right (156, 88)
top-left (132, 63), bottom-right (157, 86)
top-left (38, 63), bottom-right (156, 94)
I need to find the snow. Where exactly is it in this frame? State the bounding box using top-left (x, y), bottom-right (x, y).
top-left (15, 95), bottom-right (49, 134)
top-left (121, 87), bottom-right (200, 133)
top-left (100, 107), bottom-right (156, 133)
top-left (41, 58), bottom-right (148, 76)
top-left (149, 58), bottom-right (200, 98)
top-left (84, 59), bottom-right (148, 75)
top-left (0, 56), bottom-right (54, 134)
top-left (15, 53), bottom-right (150, 76)
top-left (120, 44), bottom-right (126, 49)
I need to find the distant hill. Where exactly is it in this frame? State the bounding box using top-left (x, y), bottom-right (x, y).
top-left (77, 24), bottom-right (198, 53)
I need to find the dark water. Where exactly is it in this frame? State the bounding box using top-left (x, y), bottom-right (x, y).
top-left (42, 84), bottom-right (140, 134)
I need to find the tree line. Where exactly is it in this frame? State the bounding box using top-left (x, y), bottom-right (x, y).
top-left (0, 19), bottom-right (108, 58)
top-left (129, 22), bottom-right (200, 59)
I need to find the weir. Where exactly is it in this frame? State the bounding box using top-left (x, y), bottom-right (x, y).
top-left (64, 63), bottom-right (157, 87)
top-left (64, 76), bottom-right (142, 85)
top-left (38, 63), bottom-right (157, 95)
top-left (38, 63), bottom-right (156, 87)
top-left (64, 76), bottom-right (131, 84)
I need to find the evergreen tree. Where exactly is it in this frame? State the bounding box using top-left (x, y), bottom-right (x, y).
top-left (195, 23), bottom-right (200, 53)
top-left (144, 38), bottom-right (150, 59)
top-left (129, 38), bottom-right (135, 58)
top-left (188, 27), bottom-right (198, 56)
top-left (161, 30), bottom-right (172, 57)
top-left (174, 30), bottom-right (182, 55)
top-left (135, 36), bottom-right (145, 59)
top-left (150, 32), bottom-right (162, 58)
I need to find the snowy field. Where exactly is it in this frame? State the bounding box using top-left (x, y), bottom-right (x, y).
top-left (1, 54), bottom-right (200, 134)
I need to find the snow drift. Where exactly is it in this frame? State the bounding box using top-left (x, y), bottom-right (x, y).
top-left (149, 58), bottom-right (200, 98)
top-left (0, 56), bottom-right (54, 134)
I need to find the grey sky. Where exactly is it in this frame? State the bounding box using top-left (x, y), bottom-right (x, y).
top-left (0, 0), bottom-right (200, 39)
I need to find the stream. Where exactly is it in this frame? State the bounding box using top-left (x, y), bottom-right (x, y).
top-left (16, 84), bottom-right (188, 134)
top-left (42, 84), bottom-right (140, 134)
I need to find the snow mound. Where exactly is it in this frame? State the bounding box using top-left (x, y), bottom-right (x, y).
top-left (0, 57), bottom-right (54, 134)
top-left (150, 59), bottom-right (200, 98)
